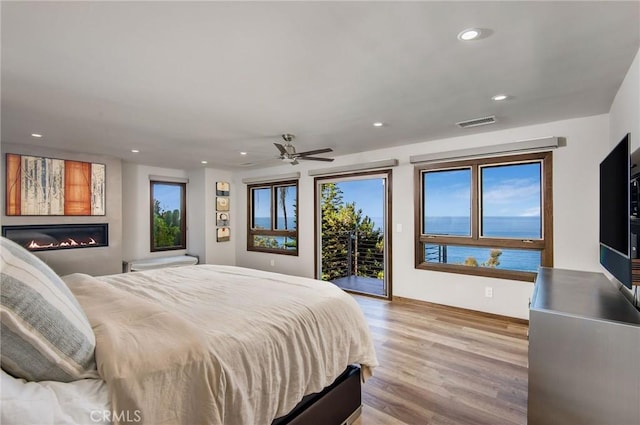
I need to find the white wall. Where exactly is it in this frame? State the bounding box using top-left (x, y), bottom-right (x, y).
top-left (122, 162), bottom-right (236, 265)
top-left (234, 114), bottom-right (610, 319)
top-left (187, 167), bottom-right (235, 266)
top-left (121, 163), bottom-right (189, 260)
top-left (610, 48), bottom-right (640, 151)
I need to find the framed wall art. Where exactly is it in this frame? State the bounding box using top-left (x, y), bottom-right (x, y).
top-left (5, 153), bottom-right (106, 216)
top-left (216, 181), bottom-right (230, 196)
top-left (216, 212), bottom-right (229, 227)
top-left (215, 181), bottom-right (230, 242)
top-left (216, 227), bottom-right (230, 242)
top-left (216, 196), bottom-right (229, 211)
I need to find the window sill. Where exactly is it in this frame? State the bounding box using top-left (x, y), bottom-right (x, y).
top-left (247, 246), bottom-right (299, 256)
top-left (415, 262), bottom-right (536, 283)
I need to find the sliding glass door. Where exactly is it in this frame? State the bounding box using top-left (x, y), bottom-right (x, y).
top-left (315, 171), bottom-right (391, 298)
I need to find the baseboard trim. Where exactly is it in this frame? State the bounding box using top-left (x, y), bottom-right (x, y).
top-left (392, 296), bottom-right (529, 325)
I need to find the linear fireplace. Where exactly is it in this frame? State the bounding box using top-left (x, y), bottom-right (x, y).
top-left (2, 224), bottom-right (109, 251)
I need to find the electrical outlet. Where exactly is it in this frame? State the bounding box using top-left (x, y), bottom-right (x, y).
top-left (270, 259), bottom-right (275, 267)
top-left (396, 223), bottom-right (403, 233)
top-left (485, 287), bottom-right (493, 298)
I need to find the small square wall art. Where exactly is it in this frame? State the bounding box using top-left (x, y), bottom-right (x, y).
top-left (216, 181), bottom-right (230, 196)
top-left (216, 227), bottom-right (230, 242)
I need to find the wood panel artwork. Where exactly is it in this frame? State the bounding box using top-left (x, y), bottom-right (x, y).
top-left (5, 154), bottom-right (21, 215)
top-left (64, 160), bottom-right (91, 215)
top-left (91, 163), bottom-right (106, 215)
top-left (5, 153), bottom-right (106, 216)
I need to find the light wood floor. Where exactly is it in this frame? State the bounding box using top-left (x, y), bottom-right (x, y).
top-left (351, 296), bottom-right (529, 425)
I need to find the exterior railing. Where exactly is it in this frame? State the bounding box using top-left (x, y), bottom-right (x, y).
top-left (425, 244), bottom-right (447, 263)
top-left (322, 230), bottom-right (384, 280)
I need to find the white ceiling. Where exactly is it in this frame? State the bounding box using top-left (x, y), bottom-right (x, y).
top-left (2, 1), bottom-right (639, 170)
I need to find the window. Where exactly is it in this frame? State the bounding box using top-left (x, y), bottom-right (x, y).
top-left (415, 152), bottom-right (552, 282)
top-left (150, 181), bottom-right (186, 251)
top-left (247, 180), bottom-right (298, 255)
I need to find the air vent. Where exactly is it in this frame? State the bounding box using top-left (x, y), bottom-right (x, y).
top-left (456, 115), bottom-right (496, 129)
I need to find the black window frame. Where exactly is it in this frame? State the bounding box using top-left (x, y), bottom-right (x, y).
top-left (150, 180), bottom-right (187, 252)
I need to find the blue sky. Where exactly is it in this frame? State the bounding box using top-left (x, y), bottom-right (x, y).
top-left (254, 186), bottom-right (297, 218)
top-left (335, 179), bottom-right (384, 221)
top-left (158, 164), bottom-right (539, 222)
top-left (253, 179), bottom-right (385, 229)
top-left (253, 188), bottom-right (270, 217)
top-left (154, 183), bottom-right (182, 212)
top-left (254, 180), bottom-right (385, 222)
top-left (424, 163), bottom-right (541, 217)
top-left (482, 163), bottom-right (541, 216)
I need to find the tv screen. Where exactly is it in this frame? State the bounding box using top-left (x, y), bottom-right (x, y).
top-left (600, 135), bottom-right (630, 255)
top-left (599, 133), bottom-right (631, 288)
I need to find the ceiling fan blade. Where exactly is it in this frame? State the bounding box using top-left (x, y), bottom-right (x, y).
top-left (298, 156), bottom-right (335, 162)
top-left (274, 143), bottom-right (288, 156)
top-left (295, 147), bottom-right (333, 157)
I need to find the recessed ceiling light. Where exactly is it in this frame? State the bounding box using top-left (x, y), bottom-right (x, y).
top-left (458, 28), bottom-right (481, 41)
top-left (201, 160), bottom-right (208, 164)
top-left (373, 122), bottom-right (384, 127)
top-left (131, 149), bottom-right (139, 153)
top-left (31, 133), bottom-right (43, 138)
top-left (492, 94), bottom-right (508, 101)
top-left (240, 152), bottom-right (247, 155)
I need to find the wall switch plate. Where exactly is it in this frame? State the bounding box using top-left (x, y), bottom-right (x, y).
top-left (397, 223), bottom-right (402, 233)
top-left (270, 259), bottom-right (275, 267)
top-left (485, 287), bottom-right (493, 298)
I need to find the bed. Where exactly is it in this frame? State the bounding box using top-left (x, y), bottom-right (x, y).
top-left (0, 236), bottom-right (378, 425)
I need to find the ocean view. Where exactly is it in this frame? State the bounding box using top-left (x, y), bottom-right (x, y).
top-left (426, 216), bottom-right (541, 239)
top-left (425, 216), bottom-right (541, 272)
top-left (255, 215), bottom-right (541, 272)
top-left (255, 217), bottom-right (387, 231)
top-left (254, 217), bottom-right (296, 229)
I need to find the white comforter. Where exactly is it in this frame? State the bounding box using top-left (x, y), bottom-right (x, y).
top-left (1, 370), bottom-right (109, 425)
top-left (62, 265), bottom-right (378, 425)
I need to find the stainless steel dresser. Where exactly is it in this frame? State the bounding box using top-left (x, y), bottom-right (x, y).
top-left (528, 267), bottom-right (640, 425)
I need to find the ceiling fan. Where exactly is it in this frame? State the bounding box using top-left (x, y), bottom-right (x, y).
top-left (274, 134), bottom-right (334, 165)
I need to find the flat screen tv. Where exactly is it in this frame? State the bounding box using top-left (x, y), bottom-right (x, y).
top-left (599, 133), bottom-right (632, 289)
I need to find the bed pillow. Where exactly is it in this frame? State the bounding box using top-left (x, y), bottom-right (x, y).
top-left (0, 236), bottom-right (97, 382)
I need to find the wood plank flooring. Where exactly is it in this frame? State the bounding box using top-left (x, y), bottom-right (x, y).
top-left (351, 296), bottom-right (529, 425)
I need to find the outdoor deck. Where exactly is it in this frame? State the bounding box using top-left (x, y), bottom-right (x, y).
top-left (331, 275), bottom-right (386, 296)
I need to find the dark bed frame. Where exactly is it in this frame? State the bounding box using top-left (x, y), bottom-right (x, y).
top-left (272, 365), bottom-right (362, 425)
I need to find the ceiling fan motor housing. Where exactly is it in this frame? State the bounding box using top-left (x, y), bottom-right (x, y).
top-left (273, 133), bottom-right (334, 164)
top-left (282, 133), bottom-right (295, 143)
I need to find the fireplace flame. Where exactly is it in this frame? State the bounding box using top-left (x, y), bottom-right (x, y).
top-left (28, 237), bottom-right (98, 250)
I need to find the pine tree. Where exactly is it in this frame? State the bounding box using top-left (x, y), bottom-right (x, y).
top-left (153, 200), bottom-right (181, 247)
top-left (320, 183), bottom-right (384, 281)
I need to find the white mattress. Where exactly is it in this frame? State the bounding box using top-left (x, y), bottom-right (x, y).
top-left (1, 369), bottom-right (110, 425)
